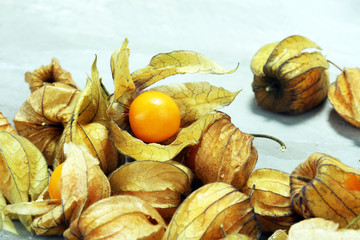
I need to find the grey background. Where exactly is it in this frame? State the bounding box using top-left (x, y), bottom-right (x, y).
top-left (1, 0), bottom-right (359, 239)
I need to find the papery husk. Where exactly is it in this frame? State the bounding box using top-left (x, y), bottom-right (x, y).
top-left (328, 68), bottom-right (360, 127)
top-left (25, 58), bottom-right (79, 93)
top-left (54, 57), bottom-right (121, 174)
top-left (287, 218), bottom-right (360, 240)
top-left (242, 168), bottom-right (299, 233)
top-left (0, 130), bottom-right (49, 232)
top-left (0, 113), bottom-right (17, 134)
top-left (267, 229), bottom-right (288, 240)
top-left (13, 82), bottom-right (80, 166)
top-left (164, 182), bottom-right (261, 240)
top-left (290, 152), bottom-right (360, 228)
top-left (34, 143), bottom-right (110, 235)
top-left (251, 35), bottom-right (329, 114)
top-left (3, 143), bottom-right (111, 235)
top-left (186, 112), bottom-right (257, 190)
top-left (63, 195), bottom-right (167, 240)
top-left (108, 160), bottom-right (192, 222)
top-left (106, 39), bottom-right (240, 161)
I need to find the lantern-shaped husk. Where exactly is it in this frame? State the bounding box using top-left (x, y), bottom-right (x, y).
top-left (251, 35), bottom-right (329, 114)
top-left (290, 152), bottom-right (360, 229)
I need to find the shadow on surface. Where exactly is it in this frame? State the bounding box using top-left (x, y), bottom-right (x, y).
top-left (249, 97), bottom-right (328, 126)
top-left (328, 109), bottom-right (360, 146)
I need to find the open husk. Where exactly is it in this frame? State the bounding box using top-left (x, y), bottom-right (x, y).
top-left (3, 143), bottom-right (110, 235)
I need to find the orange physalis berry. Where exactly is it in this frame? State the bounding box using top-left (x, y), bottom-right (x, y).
top-left (343, 173), bottom-right (360, 191)
top-left (48, 163), bottom-right (64, 201)
top-left (129, 91), bottom-right (181, 143)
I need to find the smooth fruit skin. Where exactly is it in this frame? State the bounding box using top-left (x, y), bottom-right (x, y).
top-left (48, 163), bottom-right (64, 201)
top-left (129, 91), bottom-right (181, 143)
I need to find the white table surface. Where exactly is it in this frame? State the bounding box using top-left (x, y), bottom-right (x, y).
top-left (1, 0), bottom-right (360, 239)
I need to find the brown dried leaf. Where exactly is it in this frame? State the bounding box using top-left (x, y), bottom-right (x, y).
top-left (108, 160), bottom-right (192, 221)
top-left (164, 182), bottom-right (260, 240)
top-left (242, 168), bottom-right (299, 233)
top-left (290, 153), bottom-right (360, 228)
top-left (54, 57), bottom-right (120, 174)
top-left (13, 82), bottom-right (80, 165)
top-left (151, 81), bottom-right (240, 124)
top-left (63, 195), bottom-right (167, 240)
top-left (25, 58), bottom-right (79, 93)
top-left (186, 112), bottom-right (257, 189)
top-left (328, 68), bottom-right (360, 127)
top-left (251, 35), bottom-right (329, 114)
top-left (0, 131), bottom-right (48, 232)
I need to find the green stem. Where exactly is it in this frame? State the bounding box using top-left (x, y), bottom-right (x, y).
top-left (345, 215), bottom-right (360, 229)
top-left (250, 133), bottom-right (286, 151)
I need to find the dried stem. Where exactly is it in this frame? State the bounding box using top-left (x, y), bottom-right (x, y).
top-left (250, 133), bottom-right (286, 151)
top-left (327, 60), bottom-right (343, 72)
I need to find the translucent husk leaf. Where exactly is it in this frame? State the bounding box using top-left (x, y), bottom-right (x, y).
top-left (63, 195), bottom-right (167, 240)
top-left (0, 191), bottom-right (17, 234)
top-left (0, 113), bottom-right (16, 134)
top-left (107, 39), bottom-right (239, 128)
top-left (188, 112), bottom-right (257, 189)
top-left (250, 42), bottom-right (278, 77)
top-left (268, 229), bottom-right (288, 240)
top-left (110, 38), bottom-right (135, 102)
top-left (328, 68), bottom-right (360, 127)
top-left (263, 35), bottom-right (321, 77)
top-left (251, 35), bottom-right (329, 114)
top-left (164, 182), bottom-right (260, 240)
top-left (3, 143), bottom-right (110, 235)
top-left (290, 153), bottom-right (360, 228)
top-left (54, 57), bottom-right (120, 174)
top-left (151, 81), bottom-right (240, 124)
top-left (25, 58), bottom-right (79, 93)
top-left (0, 131), bottom-right (48, 232)
top-left (13, 82), bottom-right (80, 166)
top-left (109, 111), bottom-right (224, 161)
top-left (109, 160), bottom-right (192, 221)
top-left (287, 218), bottom-right (360, 240)
top-left (242, 168), bottom-right (299, 233)
top-left (131, 50), bottom-right (238, 93)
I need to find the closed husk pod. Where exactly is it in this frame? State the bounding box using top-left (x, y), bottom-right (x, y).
top-left (108, 160), bottom-right (192, 222)
top-left (242, 168), bottom-right (300, 233)
top-left (290, 152), bottom-right (360, 228)
top-left (251, 35), bottom-right (329, 114)
top-left (185, 112), bottom-right (257, 190)
top-left (64, 195), bottom-right (167, 240)
top-left (14, 82), bottom-right (80, 166)
top-left (328, 68), bottom-right (360, 127)
top-left (164, 182), bottom-right (261, 240)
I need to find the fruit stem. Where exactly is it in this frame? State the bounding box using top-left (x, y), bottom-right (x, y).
top-left (250, 133), bottom-right (286, 151)
top-left (327, 60), bottom-right (343, 72)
